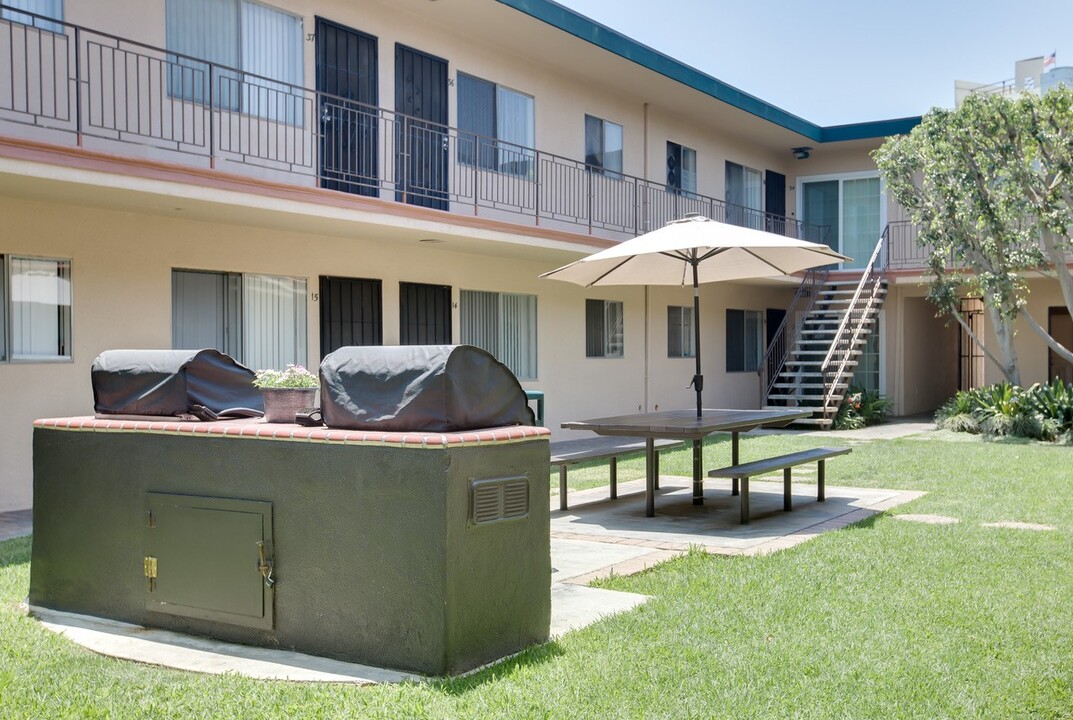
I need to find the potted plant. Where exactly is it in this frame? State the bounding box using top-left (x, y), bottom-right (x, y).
top-left (253, 364), bottom-right (319, 423)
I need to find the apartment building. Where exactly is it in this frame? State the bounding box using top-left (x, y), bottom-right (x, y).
top-left (2, 0), bottom-right (1067, 513)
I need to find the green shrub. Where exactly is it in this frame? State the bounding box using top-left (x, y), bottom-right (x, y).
top-left (832, 386), bottom-right (891, 430)
top-left (941, 413), bottom-right (980, 434)
top-left (1022, 378), bottom-right (1073, 433)
top-left (935, 378), bottom-right (1073, 442)
top-left (935, 390), bottom-right (977, 425)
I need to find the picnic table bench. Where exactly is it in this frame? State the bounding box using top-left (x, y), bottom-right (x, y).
top-left (708, 446), bottom-right (851, 524)
top-left (550, 436), bottom-right (684, 511)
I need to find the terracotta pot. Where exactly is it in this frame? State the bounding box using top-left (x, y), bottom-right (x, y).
top-left (261, 387), bottom-right (317, 423)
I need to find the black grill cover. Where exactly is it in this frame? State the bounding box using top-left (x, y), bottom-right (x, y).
top-left (320, 345), bottom-right (535, 431)
top-left (92, 349), bottom-right (264, 417)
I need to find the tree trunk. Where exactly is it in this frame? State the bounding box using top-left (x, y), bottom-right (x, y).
top-left (1040, 230), bottom-right (1073, 318)
top-left (1021, 308), bottom-right (1073, 365)
top-left (987, 304), bottom-right (1021, 385)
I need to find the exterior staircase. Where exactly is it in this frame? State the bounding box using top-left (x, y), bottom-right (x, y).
top-left (759, 233), bottom-right (889, 428)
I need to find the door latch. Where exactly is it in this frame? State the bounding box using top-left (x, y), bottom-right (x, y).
top-left (256, 541), bottom-right (275, 588)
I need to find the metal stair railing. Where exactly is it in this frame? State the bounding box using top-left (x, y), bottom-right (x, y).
top-left (819, 230), bottom-right (888, 420)
top-left (757, 266), bottom-right (828, 407)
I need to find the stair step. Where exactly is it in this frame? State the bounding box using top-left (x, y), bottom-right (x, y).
top-left (782, 359), bottom-right (859, 367)
top-left (771, 384), bottom-right (847, 391)
top-left (789, 417), bottom-right (835, 428)
top-left (817, 285), bottom-right (885, 292)
top-left (802, 317), bottom-right (876, 326)
top-left (766, 393), bottom-right (843, 402)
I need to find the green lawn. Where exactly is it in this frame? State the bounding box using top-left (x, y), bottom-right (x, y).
top-left (3, 433), bottom-right (1072, 719)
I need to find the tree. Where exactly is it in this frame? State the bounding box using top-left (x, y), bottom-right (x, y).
top-left (874, 87), bottom-right (1073, 386)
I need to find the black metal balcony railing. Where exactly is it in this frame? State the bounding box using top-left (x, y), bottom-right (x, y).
top-left (884, 220), bottom-right (926, 270)
top-left (0, 9), bottom-right (830, 244)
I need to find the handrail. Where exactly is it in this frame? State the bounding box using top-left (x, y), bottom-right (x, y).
top-left (757, 266), bottom-right (828, 406)
top-left (819, 228), bottom-right (887, 416)
top-left (0, 6), bottom-right (830, 242)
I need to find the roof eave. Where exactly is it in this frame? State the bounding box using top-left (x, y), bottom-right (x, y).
top-left (497, 0), bottom-right (922, 143)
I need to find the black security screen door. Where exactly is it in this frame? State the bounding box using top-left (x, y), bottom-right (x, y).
top-left (395, 44), bottom-right (448, 210)
top-left (765, 170), bottom-right (786, 235)
top-left (316, 18), bottom-right (379, 195)
top-left (319, 276), bottom-right (383, 356)
top-left (400, 282), bottom-right (451, 345)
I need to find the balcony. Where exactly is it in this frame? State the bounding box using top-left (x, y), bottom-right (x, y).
top-left (0, 10), bottom-right (827, 245)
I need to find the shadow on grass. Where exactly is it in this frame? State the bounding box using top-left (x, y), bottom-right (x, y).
top-left (0, 535), bottom-right (31, 568)
top-left (429, 640), bottom-right (566, 694)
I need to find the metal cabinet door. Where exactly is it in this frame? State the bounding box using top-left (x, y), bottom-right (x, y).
top-left (145, 493), bottom-right (274, 630)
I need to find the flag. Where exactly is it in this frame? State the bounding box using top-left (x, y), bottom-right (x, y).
top-left (1043, 51), bottom-right (1056, 71)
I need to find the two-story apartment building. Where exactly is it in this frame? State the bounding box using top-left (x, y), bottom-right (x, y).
top-left (1, 0), bottom-right (1069, 513)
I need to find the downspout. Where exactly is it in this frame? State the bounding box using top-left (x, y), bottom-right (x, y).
top-left (643, 101), bottom-right (650, 412)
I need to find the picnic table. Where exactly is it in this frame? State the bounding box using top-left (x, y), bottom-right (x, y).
top-left (562, 408), bottom-right (812, 517)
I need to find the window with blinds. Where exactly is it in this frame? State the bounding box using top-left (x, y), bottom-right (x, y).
top-left (457, 73), bottom-right (535, 178)
top-left (585, 298), bottom-right (623, 359)
top-left (172, 269), bottom-right (307, 371)
top-left (165, 0), bottom-right (303, 122)
top-left (666, 142), bottom-right (697, 195)
top-left (460, 289), bottom-right (537, 380)
top-left (725, 161), bottom-right (763, 230)
top-left (1, 0), bottom-right (63, 33)
top-left (667, 305), bottom-right (694, 358)
top-left (1, 255), bottom-right (71, 361)
top-left (726, 308), bottom-right (762, 372)
top-left (584, 115), bottom-right (623, 177)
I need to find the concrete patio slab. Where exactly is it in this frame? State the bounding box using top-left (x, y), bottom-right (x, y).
top-left (29, 606), bottom-right (420, 684)
top-left (0, 509), bottom-right (31, 542)
top-left (552, 475), bottom-right (923, 571)
top-left (894, 513), bottom-right (960, 525)
top-left (550, 584), bottom-right (647, 638)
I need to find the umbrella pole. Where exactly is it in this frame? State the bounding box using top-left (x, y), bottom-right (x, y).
top-left (691, 260), bottom-right (704, 506)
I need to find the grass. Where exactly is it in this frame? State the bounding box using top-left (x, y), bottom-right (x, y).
top-left (3, 432), bottom-right (1073, 718)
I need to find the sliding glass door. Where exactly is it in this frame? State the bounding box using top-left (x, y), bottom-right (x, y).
top-left (798, 173), bottom-right (883, 269)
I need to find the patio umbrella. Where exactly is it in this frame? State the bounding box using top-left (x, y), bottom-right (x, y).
top-left (540, 213), bottom-right (850, 417)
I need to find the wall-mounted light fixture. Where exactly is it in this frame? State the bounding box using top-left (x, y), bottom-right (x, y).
top-left (791, 147), bottom-right (811, 160)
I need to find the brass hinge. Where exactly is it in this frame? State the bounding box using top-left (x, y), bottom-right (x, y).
top-left (144, 556), bottom-right (158, 592)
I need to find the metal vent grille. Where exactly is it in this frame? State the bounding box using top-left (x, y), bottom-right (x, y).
top-left (471, 476), bottom-right (529, 525)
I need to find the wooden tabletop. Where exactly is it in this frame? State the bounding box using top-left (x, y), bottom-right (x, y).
top-left (561, 408), bottom-right (812, 439)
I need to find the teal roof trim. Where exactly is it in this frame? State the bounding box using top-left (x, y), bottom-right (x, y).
top-left (496, 0), bottom-right (922, 143)
top-left (820, 117), bottom-right (923, 142)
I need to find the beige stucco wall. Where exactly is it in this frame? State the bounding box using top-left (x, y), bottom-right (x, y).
top-left (986, 277), bottom-right (1071, 387)
top-left (885, 273), bottom-right (1072, 417)
top-left (0, 194), bottom-right (794, 511)
top-left (893, 293), bottom-right (959, 415)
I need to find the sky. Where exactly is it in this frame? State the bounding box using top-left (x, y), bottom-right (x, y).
top-left (555, 0), bottom-right (1073, 126)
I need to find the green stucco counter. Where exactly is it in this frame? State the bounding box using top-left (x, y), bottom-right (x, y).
top-left (29, 417), bottom-right (551, 676)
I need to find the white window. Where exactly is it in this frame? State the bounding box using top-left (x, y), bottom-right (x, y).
top-left (585, 298), bottom-right (623, 358)
top-left (460, 290), bottom-right (538, 380)
top-left (165, 0), bottom-right (303, 122)
top-left (725, 308), bottom-right (761, 373)
top-left (667, 305), bottom-right (694, 358)
top-left (457, 74), bottom-right (535, 178)
top-left (667, 142), bottom-right (697, 195)
top-left (172, 269), bottom-right (306, 371)
top-left (1, 255), bottom-right (72, 362)
top-left (584, 115), bottom-right (623, 177)
top-left (1, 0), bottom-right (63, 33)
top-left (725, 161), bottom-right (763, 230)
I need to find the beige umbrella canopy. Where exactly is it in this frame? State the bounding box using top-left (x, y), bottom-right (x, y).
top-left (540, 214), bottom-right (849, 416)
